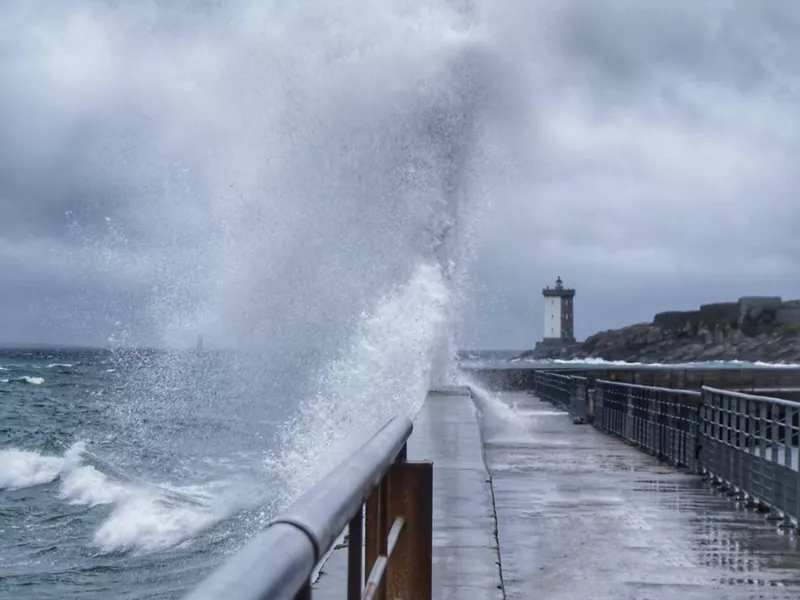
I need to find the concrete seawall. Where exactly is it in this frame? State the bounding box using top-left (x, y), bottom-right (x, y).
top-left (464, 365), bottom-right (800, 392)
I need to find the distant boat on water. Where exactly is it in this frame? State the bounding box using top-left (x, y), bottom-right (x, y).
top-left (195, 335), bottom-right (204, 353)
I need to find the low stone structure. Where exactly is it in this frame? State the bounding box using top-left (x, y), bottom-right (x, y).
top-left (653, 310), bottom-right (701, 332)
top-left (739, 296), bottom-right (783, 325)
top-left (527, 295), bottom-right (800, 363)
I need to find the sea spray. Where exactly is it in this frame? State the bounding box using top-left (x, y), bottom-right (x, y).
top-left (461, 375), bottom-right (530, 441)
top-left (92, 14), bottom-right (516, 547)
top-left (266, 261), bottom-right (451, 505)
top-left (6, 0), bottom-right (529, 571)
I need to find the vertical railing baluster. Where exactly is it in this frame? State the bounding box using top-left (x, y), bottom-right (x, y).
top-left (364, 486), bottom-right (379, 590)
top-left (795, 407), bottom-right (800, 526)
top-left (294, 581), bottom-right (312, 600)
top-left (347, 505), bottom-right (363, 600)
top-left (386, 461), bottom-right (433, 600)
top-left (377, 478), bottom-right (388, 600)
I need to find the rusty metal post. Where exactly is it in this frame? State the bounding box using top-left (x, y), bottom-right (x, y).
top-left (396, 442), bottom-right (407, 464)
top-left (365, 478), bottom-right (389, 600)
top-left (347, 505), bottom-right (363, 600)
top-left (294, 581), bottom-right (312, 600)
top-left (364, 486), bottom-right (379, 588)
top-left (386, 461), bottom-right (433, 600)
top-left (376, 478), bottom-right (388, 600)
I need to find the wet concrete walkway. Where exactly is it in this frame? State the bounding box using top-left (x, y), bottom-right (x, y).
top-left (481, 391), bottom-right (800, 600)
top-left (314, 387), bottom-right (502, 599)
top-left (409, 388), bottom-right (503, 599)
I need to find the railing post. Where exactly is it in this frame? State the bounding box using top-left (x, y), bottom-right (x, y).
top-left (386, 461), bottom-right (433, 600)
top-left (626, 388), bottom-right (634, 442)
top-left (347, 505), bottom-right (363, 600)
top-left (790, 409), bottom-right (800, 530)
top-left (294, 582), bottom-right (312, 600)
top-left (694, 389), bottom-right (705, 473)
top-left (396, 442), bottom-right (408, 464)
top-left (377, 480), bottom-right (389, 600)
top-left (366, 444), bottom-right (416, 600)
top-left (364, 483), bottom-right (385, 598)
top-left (570, 377), bottom-right (577, 416)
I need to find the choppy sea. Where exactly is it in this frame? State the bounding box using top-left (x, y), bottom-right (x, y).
top-left (0, 347), bottom-right (336, 599)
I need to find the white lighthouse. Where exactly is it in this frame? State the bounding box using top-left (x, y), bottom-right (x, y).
top-left (542, 276), bottom-right (575, 342)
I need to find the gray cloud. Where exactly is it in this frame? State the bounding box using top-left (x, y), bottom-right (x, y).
top-left (0, 0), bottom-right (493, 352)
top-left (1, 1), bottom-right (799, 355)
top-left (461, 0), bottom-right (800, 349)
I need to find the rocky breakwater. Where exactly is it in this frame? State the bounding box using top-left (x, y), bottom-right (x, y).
top-left (563, 297), bottom-right (800, 363)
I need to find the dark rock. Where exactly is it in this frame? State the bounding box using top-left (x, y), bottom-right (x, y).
top-left (540, 297), bottom-right (800, 363)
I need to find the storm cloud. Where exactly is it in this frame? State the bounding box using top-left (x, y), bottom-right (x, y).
top-left (462, 1), bottom-right (800, 348)
top-left (1, 1), bottom-right (799, 351)
top-left (1, 0), bottom-right (483, 350)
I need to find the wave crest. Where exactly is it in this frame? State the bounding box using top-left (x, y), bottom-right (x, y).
top-left (0, 443), bottom-right (250, 554)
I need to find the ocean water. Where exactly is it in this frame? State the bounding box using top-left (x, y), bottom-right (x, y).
top-left (0, 348), bottom-right (283, 599)
top-left (0, 262), bottom-right (449, 598)
top-left (1, 258), bottom-right (452, 600)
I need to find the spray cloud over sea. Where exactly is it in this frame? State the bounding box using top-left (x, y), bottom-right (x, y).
top-left (0, 1), bottom-right (535, 596)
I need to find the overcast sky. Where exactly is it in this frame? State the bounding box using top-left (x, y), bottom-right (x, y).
top-left (2, 1), bottom-right (799, 351)
top-left (462, 1), bottom-right (800, 349)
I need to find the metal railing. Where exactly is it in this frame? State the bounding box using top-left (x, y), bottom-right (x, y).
top-left (534, 373), bottom-right (800, 526)
top-left (570, 375), bottom-right (589, 422)
top-left (594, 380), bottom-right (701, 471)
top-left (183, 416), bottom-right (432, 600)
top-left (533, 371), bottom-right (589, 422)
top-left (700, 387), bottom-right (800, 526)
top-left (533, 371), bottom-right (572, 409)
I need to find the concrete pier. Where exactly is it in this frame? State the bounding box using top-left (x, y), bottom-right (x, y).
top-left (314, 387), bottom-right (502, 598)
top-left (481, 390), bottom-right (800, 599)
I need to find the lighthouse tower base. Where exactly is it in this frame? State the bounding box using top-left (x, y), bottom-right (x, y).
top-left (528, 338), bottom-right (582, 360)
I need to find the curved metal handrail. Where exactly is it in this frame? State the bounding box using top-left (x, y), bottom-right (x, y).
top-left (597, 378), bottom-right (702, 397)
top-left (702, 385), bottom-right (800, 408)
top-left (183, 416), bottom-right (413, 600)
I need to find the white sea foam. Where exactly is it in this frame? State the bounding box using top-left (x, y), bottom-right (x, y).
top-left (0, 442), bottom-right (245, 554)
top-left (0, 448), bottom-right (69, 491)
top-left (269, 261), bottom-right (452, 503)
top-left (732, 360), bottom-right (800, 368)
top-left (59, 464), bottom-right (130, 507)
top-left (92, 488), bottom-right (245, 554)
top-left (75, 470), bottom-right (249, 554)
top-left (1, 376), bottom-right (45, 385)
top-left (522, 357), bottom-right (800, 368)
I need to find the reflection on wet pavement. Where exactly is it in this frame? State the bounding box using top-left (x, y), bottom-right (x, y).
top-left (480, 391), bottom-right (800, 600)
